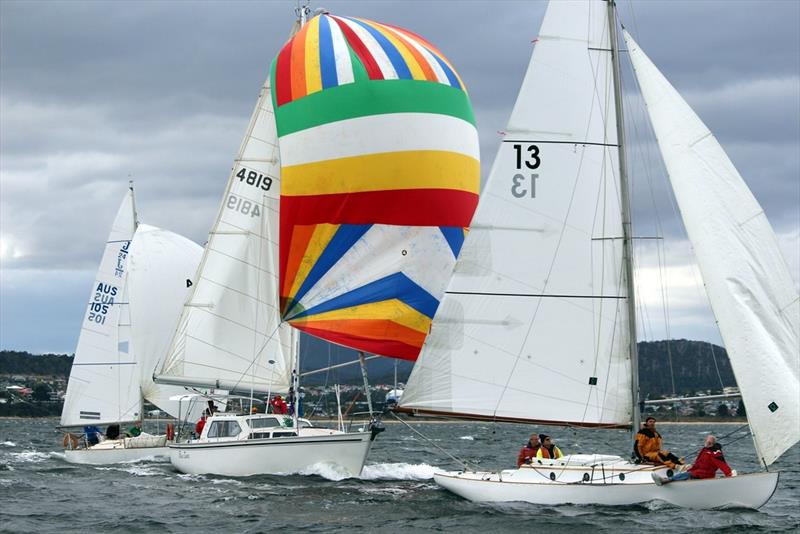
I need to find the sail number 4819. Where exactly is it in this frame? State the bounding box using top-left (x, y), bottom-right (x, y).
top-left (511, 144), bottom-right (540, 198)
top-left (227, 194), bottom-right (261, 218)
top-left (236, 168), bottom-right (272, 191)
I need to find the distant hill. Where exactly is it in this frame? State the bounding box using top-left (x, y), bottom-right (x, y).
top-left (0, 350), bottom-right (73, 376)
top-left (2, 338), bottom-right (736, 396)
top-left (637, 339), bottom-right (735, 397)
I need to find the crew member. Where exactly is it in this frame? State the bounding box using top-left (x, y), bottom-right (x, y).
top-left (536, 434), bottom-right (563, 459)
top-left (270, 395), bottom-right (288, 415)
top-left (195, 412), bottom-right (207, 438)
top-left (653, 435), bottom-right (734, 485)
top-left (517, 434), bottom-right (541, 467)
top-left (633, 417), bottom-right (684, 469)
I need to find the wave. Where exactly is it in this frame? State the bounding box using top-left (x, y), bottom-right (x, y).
top-left (8, 451), bottom-right (50, 463)
top-left (298, 462), bottom-right (355, 481)
top-left (360, 462), bottom-right (438, 481)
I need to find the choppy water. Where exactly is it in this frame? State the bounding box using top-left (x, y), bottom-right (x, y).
top-left (1, 418), bottom-right (798, 532)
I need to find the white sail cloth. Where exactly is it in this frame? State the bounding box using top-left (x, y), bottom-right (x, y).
top-left (156, 78), bottom-right (295, 394)
top-left (127, 224), bottom-right (205, 421)
top-left (401, 0), bottom-right (632, 427)
top-left (61, 190), bottom-right (139, 427)
top-left (625, 31), bottom-right (800, 466)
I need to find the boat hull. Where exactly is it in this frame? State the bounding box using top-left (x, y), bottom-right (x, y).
top-left (64, 446), bottom-right (169, 465)
top-left (63, 434), bottom-right (170, 465)
top-left (169, 431), bottom-right (374, 477)
top-left (435, 468), bottom-right (779, 509)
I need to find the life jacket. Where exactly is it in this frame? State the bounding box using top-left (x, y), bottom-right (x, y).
top-left (634, 428), bottom-right (663, 458)
top-left (536, 445), bottom-right (563, 459)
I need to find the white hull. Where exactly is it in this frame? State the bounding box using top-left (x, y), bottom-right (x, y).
top-left (435, 458), bottom-right (779, 509)
top-left (64, 445), bottom-right (169, 465)
top-left (63, 434), bottom-right (170, 465)
top-left (169, 431), bottom-right (374, 477)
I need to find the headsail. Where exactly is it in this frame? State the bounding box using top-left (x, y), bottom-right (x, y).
top-left (61, 189), bottom-right (139, 427)
top-left (400, 0), bottom-right (633, 427)
top-left (155, 76), bottom-right (295, 394)
top-left (128, 224), bottom-right (205, 420)
top-left (625, 31), bottom-right (800, 466)
top-left (271, 14), bottom-right (480, 361)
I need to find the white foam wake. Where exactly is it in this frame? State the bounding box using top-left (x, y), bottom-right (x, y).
top-left (360, 462), bottom-right (438, 481)
top-left (1, 441), bottom-right (16, 447)
top-left (298, 462), bottom-right (355, 481)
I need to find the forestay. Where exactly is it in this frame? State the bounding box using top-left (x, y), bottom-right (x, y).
top-left (271, 14), bottom-right (480, 361)
top-left (625, 31), bottom-right (800, 466)
top-left (61, 190), bottom-right (139, 427)
top-left (128, 224), bottom-right (205, 421)
top-left (400, 0), bottom-right (632, 427)
top-left (156, 77), bottom-right (296, 394)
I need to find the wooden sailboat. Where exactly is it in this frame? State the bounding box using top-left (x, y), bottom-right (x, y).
top-left (396, 0), bottom-right (798, 509)
top-left (154, 9), bottom-right (480, 477)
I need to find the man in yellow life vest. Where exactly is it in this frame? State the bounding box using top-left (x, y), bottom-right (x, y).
top-left (633, 416), bottom-right (684, 469)
top-left (535, 434), bottom-right (563, 460)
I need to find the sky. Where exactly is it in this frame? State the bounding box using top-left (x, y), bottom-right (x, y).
top-left (1, 0), bottom-right (798, 354)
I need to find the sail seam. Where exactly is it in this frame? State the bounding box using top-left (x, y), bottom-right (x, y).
top-left (503, 139), bottom-right (618, 147)
top-left (446, 291), bottom-right (625, 299)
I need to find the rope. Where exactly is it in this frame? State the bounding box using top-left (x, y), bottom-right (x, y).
top-left (387, 411), bottom-right (474, 471)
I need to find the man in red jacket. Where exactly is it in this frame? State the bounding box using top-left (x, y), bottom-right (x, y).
top-left (652, 435), bottom-right (734, 485)
top-left (517, 434), bottom-right (541, 467)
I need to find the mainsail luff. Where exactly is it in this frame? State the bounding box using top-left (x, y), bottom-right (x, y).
top-left (399, 0), bottom-right (632, 427)
top-left (624, 31), bottom-right (800, 467)
top-left (155, 77), bottom-right (295, 395)
top-left (607, 0), bottom-right (640, 433)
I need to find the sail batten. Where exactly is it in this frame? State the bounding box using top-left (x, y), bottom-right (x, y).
top-left (400, 0), bottom-right (632, 427)
top-left (625, 31), bottom-right (800, 466)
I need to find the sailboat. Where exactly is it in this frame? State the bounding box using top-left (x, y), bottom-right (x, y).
top-left (154, 9), bottom-right (480, 477)
top-left (396, 0), bottom-right (798, 509)
top-left (62, 186), bottom-right (205, 464)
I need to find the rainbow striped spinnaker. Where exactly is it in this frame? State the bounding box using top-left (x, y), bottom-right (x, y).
top-left (271, 14), bottom-right (479, 361)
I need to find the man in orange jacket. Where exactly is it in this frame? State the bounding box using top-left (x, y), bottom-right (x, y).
top-left (633, 417), bottom-right (684, 469)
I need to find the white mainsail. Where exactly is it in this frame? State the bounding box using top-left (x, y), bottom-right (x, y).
top-left (61, 190), bottom-right (139, 427)
top-left (400, 0), bottom-right (632, 427)
top-left (624, 31), bottom-right (800, 466)
top-left (155, 77), bottom-right (295, 394)
top-left (127, 224), bottom-right (205, 420)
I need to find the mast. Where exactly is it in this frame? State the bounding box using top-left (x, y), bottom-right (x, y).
top-left (357, 351), bottom-right (374, 417)
top-left (129, 179), bottom-right (139, 230)
top-left (607, 0), bottom-right (640, 433)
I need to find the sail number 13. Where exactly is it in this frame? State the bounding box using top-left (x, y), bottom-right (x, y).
top-left (511, 144), bottom-right (540, 198)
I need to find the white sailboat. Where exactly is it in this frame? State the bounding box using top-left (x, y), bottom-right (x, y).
top-left (154, 6), bottom-right (482, 477)
top-left (397, 0), bottom-right (798, 509)
top-left (152, 70), bottom-right (381, 477)
top-left (62, 187), bottom-right (205, 464)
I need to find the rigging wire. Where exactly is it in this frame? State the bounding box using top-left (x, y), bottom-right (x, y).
top-left (387, 411), bottom-right (474, 471)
